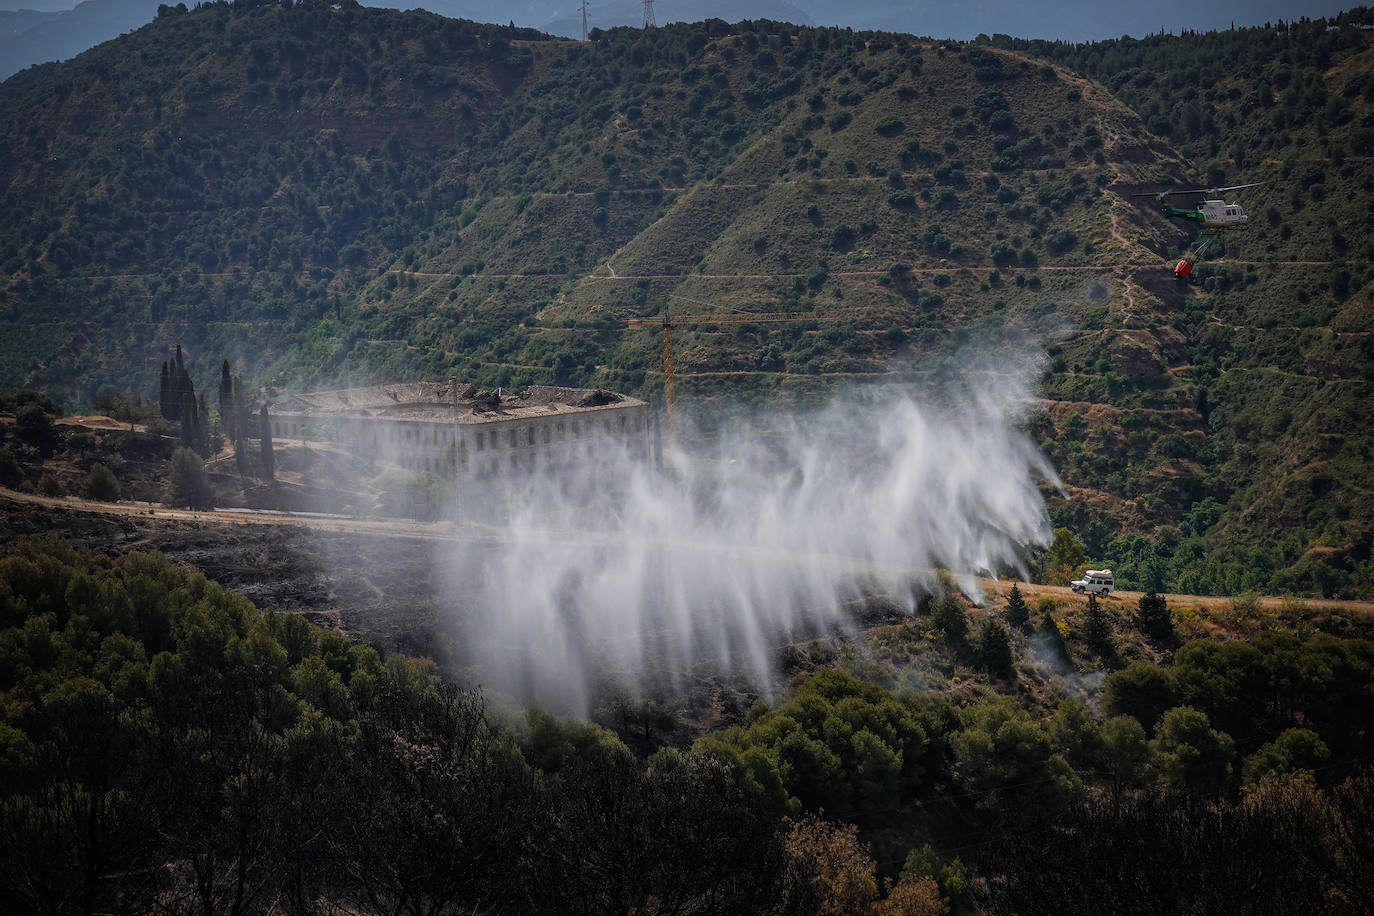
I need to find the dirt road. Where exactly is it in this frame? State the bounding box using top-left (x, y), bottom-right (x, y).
top-left (4, 486), bottom-right (1370, 618)
top-left (974, 577), bottom-right (1373, 616)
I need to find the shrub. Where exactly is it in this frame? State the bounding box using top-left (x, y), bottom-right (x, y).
top-left (887, 189), bottom-right (915, 209)
top-left (16, 403), bottom-right (54, 443)
top-left (874, 116), bottom-right (904, 136)
top-left (0, 448), bottom-right (22, 485)
top-left (829, 224), bottom-right (857, 251)
top-left (987, 109), bottom-right (1015, 131)
top-left (1046, 227), bottom-right (1078, 254)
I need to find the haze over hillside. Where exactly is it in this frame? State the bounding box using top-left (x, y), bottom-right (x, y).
top-left (1, 4), bottom-right (1372, 600)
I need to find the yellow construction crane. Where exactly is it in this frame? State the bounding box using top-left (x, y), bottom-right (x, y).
top-left (627, 300), bottom-right (849, 440)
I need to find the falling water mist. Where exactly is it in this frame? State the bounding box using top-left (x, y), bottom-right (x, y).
top-left (430, 345), bottom-right (1060, 712)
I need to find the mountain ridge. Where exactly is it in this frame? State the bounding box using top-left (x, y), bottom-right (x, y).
top-left (1, 4), bottom-right (1371, 596)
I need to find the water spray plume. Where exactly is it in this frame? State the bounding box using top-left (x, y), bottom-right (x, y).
top-left (437, 345), bottom-right (1059, 711)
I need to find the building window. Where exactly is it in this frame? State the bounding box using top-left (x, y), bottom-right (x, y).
top-left (543, 427), bottom-right (551, 444)
top-left (527, 427), bottom-right (535, 446)
top-left (476, 431), bottom-right (485, 450)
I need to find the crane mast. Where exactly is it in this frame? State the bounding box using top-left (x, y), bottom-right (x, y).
top-left (627, 307), bottom-right (844, 446)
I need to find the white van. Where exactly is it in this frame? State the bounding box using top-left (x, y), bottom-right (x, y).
top-left (1070, 569), bottom-right (1114, 595)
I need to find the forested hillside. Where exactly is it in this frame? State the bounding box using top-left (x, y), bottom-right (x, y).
top-left (3, 536), bottom-right (1373, 912)
top-left (1, 2), bottom-right (1372, 596)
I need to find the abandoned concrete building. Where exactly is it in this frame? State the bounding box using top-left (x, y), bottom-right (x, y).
top-left (267, 382), bottom-right (651, 476)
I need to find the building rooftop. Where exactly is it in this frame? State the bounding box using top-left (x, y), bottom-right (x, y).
top-left (271, 383), bottom-right (644, 424)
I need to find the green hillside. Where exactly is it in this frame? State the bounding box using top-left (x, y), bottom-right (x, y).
top-left (1, 2), bottom-right (1372, 596)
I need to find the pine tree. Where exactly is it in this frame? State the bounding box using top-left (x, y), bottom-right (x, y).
top-left (1082, 593), bottom-right (1114, 658)
top-left (977, 618), bottom-right (1014, 677)
top-left (1036, 610), bottom-right (1067, 661)
top-left (1136, 589), bottom-right (1174, 644)
top-left (168, 447), bottom-right (212, 509)
top-left (260, 404), bottom-right (274, 480)
top-left (82, 462), bottom-right (120, 501)
top-left (1005, 583), bottom-right (1030, 630)
top-left (929, 592), bottom-right (968, 646)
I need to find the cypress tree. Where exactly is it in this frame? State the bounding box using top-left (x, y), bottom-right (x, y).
top-left (233, 377), bottom-right (250, 441)
top-left (198, 393), bottom-right (210, 452)
top-left (260, 404), bottom-right (274, 480)
top-left (171, 348), bottom-right (185, 419)
top-left (219, 360), bottom-right (235, 443)
top-left (166, 345), bottom-right (198, 444)
top-left (179, 390), bottom-right (198, 452)
top-left (159, 362), bottom-right (172, 419)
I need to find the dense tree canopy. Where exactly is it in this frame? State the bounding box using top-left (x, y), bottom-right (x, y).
top-left (1, 535), bottom-right (1373, 911)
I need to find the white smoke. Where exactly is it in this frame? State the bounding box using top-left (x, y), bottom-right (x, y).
top-left (434, 344), bottom-right (1060, 711)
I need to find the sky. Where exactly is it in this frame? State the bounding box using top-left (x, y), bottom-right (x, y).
top-left (787, 0), bottom-right (1359, 42)
top-left (0, 0), bottom-right (1361, 40)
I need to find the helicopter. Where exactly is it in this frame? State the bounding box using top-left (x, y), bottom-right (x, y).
top-left (1131, 182), bottom-right (1264, 278)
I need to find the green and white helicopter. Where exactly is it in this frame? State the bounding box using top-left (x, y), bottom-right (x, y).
top-left (1132, 182), bottom-right (1264, 277)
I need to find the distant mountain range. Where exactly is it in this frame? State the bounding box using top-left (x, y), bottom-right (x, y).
top-left (0, 0), bottom-right (1358, 81)
top-left (0, 0), bottom-right (159, 79)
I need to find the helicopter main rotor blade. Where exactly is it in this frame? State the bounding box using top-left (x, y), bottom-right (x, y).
top-left (1133, 181), bottom-right (1267, 198)
top-left (1129, 188), bottom-right (1214, 198)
